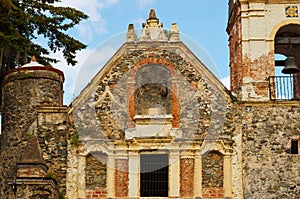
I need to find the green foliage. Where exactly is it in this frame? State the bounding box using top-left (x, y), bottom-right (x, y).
top-left (0, 0), bottom-right (88, 73)
top-left (59, 191), bottom-right (66, 199)
top-left (71, 131), bottom-right (79, 145)
top-left (21, 72), bottom-right (33, 79)
top-left (45, 171), bottom-right (54, 179)
top-left (45, 171), bottom-right (58, 183)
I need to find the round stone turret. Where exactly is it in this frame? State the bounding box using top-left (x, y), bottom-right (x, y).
top-left (0, 57), bottom-right (64, 196)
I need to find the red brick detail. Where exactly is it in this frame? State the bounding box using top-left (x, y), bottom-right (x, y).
top-left (115, 159), bottom-right (128, 197)
top-left (191, 81), bottom-right (198, 90)
top-left (228, 4), bottom-right (242, 92)
top-left (130, 55), bottom-right (177, 77)
top-left (294, 74), bottom-right (300, 98)
top-left (17, 167), bottom-right (46, 178)
top-left (180, 158), bottom-right (194, 197)
top-left (85, 189), bottom-right (107, 199)
top-left (4, 66), bottom-right (65, 81)
top-left (171, 82), bottom-right (180, 128)
top-left (202, 188), bottom-right (224, 198)
top-left (128, 56), bottom-right (180, 128)
top-left (127, 82), bottom-right (135, 128)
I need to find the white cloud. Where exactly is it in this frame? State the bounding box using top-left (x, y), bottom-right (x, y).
top-left (135, 0), bottom-right (155, 9)
top-left (220, 75), bottom-right (230, 90)
top-left (55, 0), bottom-right (119, 41)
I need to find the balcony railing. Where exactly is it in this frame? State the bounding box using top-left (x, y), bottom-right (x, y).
top-left (268, 75), bottom-right (300, 100)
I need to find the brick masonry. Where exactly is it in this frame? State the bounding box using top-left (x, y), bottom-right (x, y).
top-left (115, 159), bottom-right (128, 198)
top-left (202, 187), bottom-right (225, 198)
top-left (86, 189), bottom-right (107, 199)
top-left (180, 158), bottom-right (194, 197)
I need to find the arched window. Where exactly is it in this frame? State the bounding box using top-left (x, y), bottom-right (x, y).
top-left (127, 58), bottom-right (180, 130)
top-left (134, 64), bottom-right (172, 115)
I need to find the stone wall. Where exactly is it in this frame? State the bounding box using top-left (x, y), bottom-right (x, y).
top-left (202, 151), bottom-right (224, 188)
top-left (242, 102), bottom-right (300, 198)
top-left (85, 153), bottom-right (107, 189)
top-left (80, 48), bottom-right (221, 140)
top-left (37, 108), bottom-right (68, 194)
top-left (202, 151), bottom-right (224, 198)
top-left (70, 43), bottom-right (237, 198)
top-left (14, 180), bottom-right (59, 199)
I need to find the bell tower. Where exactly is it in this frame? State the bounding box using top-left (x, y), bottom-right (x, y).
top-left (227, 0), bottom-right (300, 101)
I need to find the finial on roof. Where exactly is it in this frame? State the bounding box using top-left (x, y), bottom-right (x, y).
top-left (148, 8), bottom-right (158, 20)
top-left (31, 55), bottom-right (37, 62)
top-left (146, 8), bottom-right (160, 27)
top-left (128, 24), bottom-right (134, 31)
top-left (126, 24), bottom-right (137, 42)
top-left (139, 9), bottom-right (168, 41)
top-left (21, 55), bottom-right (44, 67)
top-left (170, 23), bottom-right (180, 42)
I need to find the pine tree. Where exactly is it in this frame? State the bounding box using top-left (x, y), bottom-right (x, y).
top-left (0, 0), bottom-right (88, 74)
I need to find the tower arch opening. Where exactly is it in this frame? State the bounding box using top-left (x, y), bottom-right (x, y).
top-left (272, 24), bottom-right (300, 100)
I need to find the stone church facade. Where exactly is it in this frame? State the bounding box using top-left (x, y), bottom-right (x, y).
top-left (0, 1), bottom-right (300, 198)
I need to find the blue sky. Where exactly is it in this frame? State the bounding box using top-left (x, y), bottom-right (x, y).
top-left (53, 0), bottom-right (230, 104)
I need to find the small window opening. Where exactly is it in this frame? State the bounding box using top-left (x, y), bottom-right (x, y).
top-left (291, 140), bottom-right (299, 154)
top-left (140, 154), bottom-right (169, 197)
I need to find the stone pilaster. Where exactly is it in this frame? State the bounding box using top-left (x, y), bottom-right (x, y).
top-left (77, 155), bottom-right (86, 198)
top-left (169, 150), bottom-right (180, 198)
top-left (107, 154), bottom-right (115, 198)
top-left (194, 151), bottom-right (202, 197)
top-left (128, 151), bottom-right (139, 198)
top-left (224, 155), bottom-right (232, 197)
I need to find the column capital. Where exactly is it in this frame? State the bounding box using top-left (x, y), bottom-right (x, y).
top-left (128, 150), bottom-right (139, 156)
top-left (180, 150), bottom-right (195, 158)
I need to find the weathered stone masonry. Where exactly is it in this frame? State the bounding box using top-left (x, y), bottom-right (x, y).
top-left (1, 3), bottom-right (300, 199)
top-left (242, 102), bottom-right (300, 199)
top-left (0, 65), bottom-right (66, 198)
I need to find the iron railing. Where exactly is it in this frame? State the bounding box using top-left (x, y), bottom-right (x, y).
top-left (268, 75), bottom-right (300, 100)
